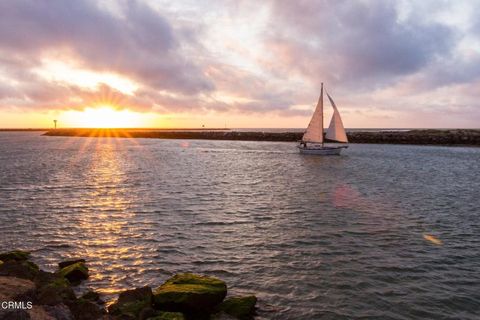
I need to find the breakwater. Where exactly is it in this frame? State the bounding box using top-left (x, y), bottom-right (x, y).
top-left (43, 129), bottom-right (480, 146)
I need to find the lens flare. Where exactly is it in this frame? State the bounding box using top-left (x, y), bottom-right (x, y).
top-left (423, 234), bottom-right (442, 245)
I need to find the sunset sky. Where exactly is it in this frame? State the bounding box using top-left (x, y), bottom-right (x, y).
top-left (0, 0), bottom-right (479, 128)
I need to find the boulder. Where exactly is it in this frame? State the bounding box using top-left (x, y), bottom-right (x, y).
top-left (138, 306), bottom-right (157, 320)
top-left (28, 304), bottom-right (74, 320)
top-left (41, 304), bottom-right (74, 320)
top-left (28, 306), bottom-right (56, 320)
top-left (0, 309), bottom-right (30, 320)
top-left (35, 271), bottom-right (76, 305)
top-left (81, 290), bottom-right (102, 303)
top-left (153, 273), bottom-right (227, 313)
top-left (0, 260), bottom-right (39, 280)
top-left (0, 276), bottom-right (36, 320)
top-left (58, 259), bottom-right (86, 269)
top-left (108, 286), bottom-right (153, 319)
top-left (58, 262), bottom-right (89, 283)
top-left (216, 296), bottom-right (257, 320)
top-left (211, 312), bottom-right (237, 320)
top-left (0, 250), bottom-right (30, 262)
top-left (147, 311), bottom-right (186, 320)
top-left (0, 276), bottom-right (36, 302)
top-left (66, 298), bottom-right (104, 320)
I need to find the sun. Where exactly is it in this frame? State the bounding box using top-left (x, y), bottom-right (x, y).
top-left (81, 107), bottom-right (133, 128)
top-left (60, 106), bottom-right (149, 128)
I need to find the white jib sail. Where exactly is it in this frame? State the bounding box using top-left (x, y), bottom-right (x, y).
top-left (326, 92), bottom-right (348, 143)
top-left (302, 84), bottom-right (324, 143)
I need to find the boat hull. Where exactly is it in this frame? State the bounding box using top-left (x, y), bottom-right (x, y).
top-left (298, 145), bottom-right (347, 155)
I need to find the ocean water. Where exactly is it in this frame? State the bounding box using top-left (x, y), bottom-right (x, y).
top-left (0, 132), bottom-right (479, 319)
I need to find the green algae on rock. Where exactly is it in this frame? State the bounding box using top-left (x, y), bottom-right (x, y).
top-left (0, 260), bottom-right (40, 280)
top-left (108, 286), bottom-right (153, 319)
top-left (147, 311), bottom-right (186, 320)
top-left (0, 250), bottom-right (30, 262)
top-left (81, 289), bottom-right (102, 303)
top-left (58, 261), bottom-right (89, 283)
top-left (58, 258), bottom-right (86, 269)
top-left (153, 273), bottom-right (227, 312)
top-left (67, 298), bottom-right (105, 320)
top-left (35, 272), bottom-right (76, 305)
top-left (216, 295), bottom-right (257, 319)
top-left (0, 252), bottom-right (106, 320)
top-left (0, 251), bottom-right (260, 319)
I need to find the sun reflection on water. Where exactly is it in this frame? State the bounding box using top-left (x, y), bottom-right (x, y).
top-left (68, 137), bottom-right (142, 295)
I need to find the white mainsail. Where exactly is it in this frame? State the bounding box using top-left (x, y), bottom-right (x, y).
top-left (325, 92), bottom-right (348, 143)
top-left (302, 84), bottom-right (324, 143)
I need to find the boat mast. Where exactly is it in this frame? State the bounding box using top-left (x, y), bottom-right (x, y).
top-left (321, 82), bottom-right (324, 147)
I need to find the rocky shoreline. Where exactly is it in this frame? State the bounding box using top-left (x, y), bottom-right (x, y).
top-left (0, 250), bottom-right (257, 320)
top-left (42, 129), bottom-right (480, 146)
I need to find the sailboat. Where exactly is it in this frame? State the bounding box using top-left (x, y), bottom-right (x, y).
top-left (298, 83), bottom-right (348, 155)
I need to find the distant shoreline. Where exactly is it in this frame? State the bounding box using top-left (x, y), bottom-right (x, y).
top-left (0, 128), bottom-right (229, 132)
top-left (41, 128), bottom-right (480, 146)
top-left (0, 128), bottom-right (49, 131)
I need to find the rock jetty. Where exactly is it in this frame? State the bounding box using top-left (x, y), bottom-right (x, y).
top-left (43, 128), bottom-right (480, 146)
top-left (0, 250), bottom-right (258, 320)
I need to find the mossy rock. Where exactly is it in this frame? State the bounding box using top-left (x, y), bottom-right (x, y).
top-left (108, 286), bottom-right (153, 318)
top-left (37, 278), bottom-right (76, 305)
top-left (211, 312), bottom-right (237, 320)
top-left (0, 260), bottom-right (3, 267)
top-left (0, 250), bottom-right (30, 262)
top-left (67, 298), bottom-right (104, 320)
top-left (153, 273), bottom-right (227, 313)
top-left (147, 311), bottom-right (186, 320)
top-left (216, 296), bottom-right (257, 319)
top-left (58, 258), bottom-right (86, 269)
top-left (112, 300), bottom-right (151, 318)
top-left (58, 262), bottom-right (89, 283)
top-left (81, 290), bottom-right (101, 302)
top-left (36, 271), bottom-right (76, 305)
top-left (0, 260), bottom-right (39, 280)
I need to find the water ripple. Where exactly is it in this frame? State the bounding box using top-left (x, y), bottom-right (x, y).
top-left (0, 133), bottom-right (479, 319)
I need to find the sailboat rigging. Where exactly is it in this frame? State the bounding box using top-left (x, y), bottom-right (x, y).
top-left (298, 83), bottom-right (348, 155)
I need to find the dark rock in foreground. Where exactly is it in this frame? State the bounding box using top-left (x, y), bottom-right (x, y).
top-left (0, 276), bottom-right (36, 304)
top-left (0, 250), bottom-right (31, 262)
top-left (0, 250), bottom-right (257, 320)
top-left (108, 286), bottom-right (153, 319)
top-left (43, 128), bottom-right (480, 146)
top-left (0, 250), bottom-right (99, 320)
top-left (35, 271), bottom-right (76, 305)
top-left (81, 290), bottom-right (103, 304)
top-left (0, 259), bottom-right (40, 280)
top-left (148, 311), bottom-right (186, 320)
top-left (66, 298), bottom-right (104, 320)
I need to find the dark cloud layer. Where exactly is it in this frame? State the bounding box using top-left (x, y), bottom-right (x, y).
top-left (267, 0), bottom-right (458, 90)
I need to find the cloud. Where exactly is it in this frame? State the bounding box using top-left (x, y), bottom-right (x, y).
top-left (266, 0), bottom-right (457, 90)
top-left (0, 0), bottom-right (479, 127)
top-left (0, 0), bottom-right (213, 105)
